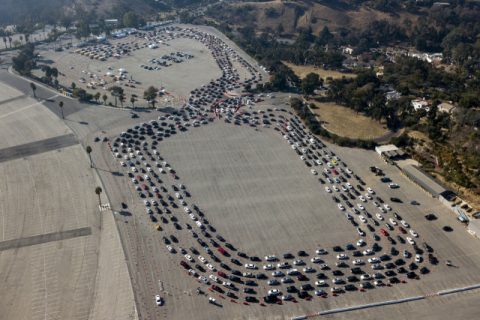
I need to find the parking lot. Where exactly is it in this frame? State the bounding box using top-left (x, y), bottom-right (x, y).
top-left (90, 88), bottom-right (480, 319)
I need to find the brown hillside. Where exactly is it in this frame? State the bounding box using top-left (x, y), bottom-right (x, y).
top-left (213, 0), bottom-right (422, 34)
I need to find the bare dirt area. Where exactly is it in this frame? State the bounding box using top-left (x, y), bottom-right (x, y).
top-left (282, 61), bottom-right (356, 80)
top-left (309, 97), bottom-right (389, 139)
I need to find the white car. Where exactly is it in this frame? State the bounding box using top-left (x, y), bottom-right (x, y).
top-left (406, 237), bottom-right (415, 245)
top-left (315, 280), bottom-right (326, 286)
top-left (327, 162), bottom-right (334, 168)
top-left (333, 186), bottom-right (340, 192)
top-left (293, 260), bottom-right (304, 266)
top-left (287, 269), bottom-right (299, 275)
top-left (401, 220), bottom-right (410, 228)
top-left (376, 213), bottom-right (384, 221)
top-left (373, 201), bottom-right (380, 207)
top-left (120, 161), bottom-right (126, 166)
top-left (245, 264), bottom-right (256, 269)
top-left (332, 278), bottom-right (343, 284)
top-left (175, 193), bottom-right (181, 199)
top-left (363, 249), bottom-right (373, 255)
top-left (198, 276), bottom-right (208, 284)
top-left (357, 239), bottom-right (365, 246)
top-left (371, 264), bottom-right (382, 269)
top-left (316, 249), bottom-right (328, 255)
top-left (311, 169), bottom-right (317, 175)
top-left (389, 183), bottom-right (399, 188)
top-left (132, 178), bottom-right (138, 184)
top-left (353, 259), bottom-right (363, 265)
top-left (389, 218), bottom-right (397, 225)
top-left (265, 255), bottom-right (276, 261)
top-left (300, 156), bottom-right (306, 161)
top-left (268, 289), bottom-right (281, 296)
top-left (324, 168), bottom-right (331, 174)
top-left (199, 256), bottom-right (207, 264)
top-left (325, 187), bottom-right (332, 193)
top-left (327, 178), bottom-right (333, 183)
top-left (359, 196), bottom-right (366, 202)
top-left (415, 254), bottom-right (421, 263)
top-left (365, 193), bottom-right (372, 200)
top-left (361, 274), bottom-right (372, 280)
top-left (337, 204), bottom-right (345, 211)
top-left (278, 263), bottom-right (289, 268)
top-left (184, 207), bottom-right (191, 213)
top-left (341, 185), bottom-right (348, 192)
top-left (384, 204), bottom-right (391, 211)
top-left (207, 264), bottom-right (216, 271)
top-left (379, 207), bottom-right (386, 213)
top-left (367, 188), bottom-right (375, 194)
top-left (311, 257), bottom-right (322, 263)
top-left (185, 254), bottom-right (194, 262)
top-left (264, 264), bottom-right (275, 270)
top-left (209, 275), bottom-right (219, 283)
top-left (346, 183), bottom-right (353, 189)
top-left (357, 204), bottom-right (365, 210)
top-left (272, 271), bottom-right (284, 277)
top-left (368, 257), bottom-right (379, 263)
top-left (346, 168), bottom-right (353, 174)
top-left (132, 167), bottom-right (138, 172)
top-left (359, 216), bottom-right (367, 223)
top-left (166, 245), bottom-right (174, 253)
top-left (155, 295), bottom-right (163, 306)
top-left (372, 273), bottom-right (383, 279)
top-left (337, 254), bottom-right (347, 260)
top-left (292, 145), bottom-right (297, 150)
top-left (189, 214), bottom-right (197, 220)
top-left (159, 168), bottom-right (165, 173)
top-left (316, 160), bottom-right (323, 165)
top-left (410, 230), bottom-right (418, 237)
top-left (303, 267), bottom-right (314, 273)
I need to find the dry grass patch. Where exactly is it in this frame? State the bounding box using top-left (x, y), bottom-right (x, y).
top-left (282, 62), bottom-right (356, 80)
top-left (309, 97), bottom-right (389, 139)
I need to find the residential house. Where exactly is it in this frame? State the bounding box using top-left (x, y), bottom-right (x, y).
top-left (411, 97), bottom-right (432, 112)
top-left (386, 91), bottom-right (401, 101)
top-left (437, 102), bottom-right (458, 114)
top-left (357, 52), bottom-right (373, 60)
top-left (343, 46), bottom-right (355, 55)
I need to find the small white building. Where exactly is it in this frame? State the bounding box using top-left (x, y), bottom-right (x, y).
top-left (437, 102), bottom-right (458, 114)
top-left (411, 98), bottom-right (431, 112)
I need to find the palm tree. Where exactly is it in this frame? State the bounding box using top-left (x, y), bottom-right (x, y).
top-left (94, 92), bottom-right (100, 103)
top-left (19, 35), bottom-right (23, 44)
top-left (8, 37), bottom-right (12, 48)
top-left (59, 101), bottom-right (64, 119)
top-left (102, 94), bottom-right (107, 105)
top-left (95, 186), bottom-right (102, 204)
top-left (111, 91), bottom-right (117, 106)
top-left (2, 37), bottom-right (6, 50)
top-left (71, 82), bottom-right (76, 89)
top-left (30, 82), bottom-right (36, 97)
top-left (130, 96), bottom-right (135, 108)
top-left (119, 93), bottom-right (124, 107)
top-left (86, 146), bottom-right (93, 167)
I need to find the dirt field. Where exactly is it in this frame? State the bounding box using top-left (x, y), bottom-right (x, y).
top-left (282, 61), bottom-right (356, 80)
top-left (309, 97), bottom-right (389, 139)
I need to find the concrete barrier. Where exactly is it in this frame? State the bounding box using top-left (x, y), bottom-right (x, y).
top-left (438, 284), bottom-right (480, 296)
top-left (317, 296), bottom-right (424, 316)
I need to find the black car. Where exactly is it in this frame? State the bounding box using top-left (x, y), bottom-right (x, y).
top-left (149, 215), bottom-right (157, 222)
top-left (332, 270), bottom-right (342, 276)
top-left (256, 273), bottom-right (266, 279)
top-left (209, 239), bottom-right (218, 247)
top-left (350, 268), bottom-right (361, 274)
top-left (225, 243), bottom-right (234, 249)
top-left (390, 198), bottom-right (401, 203)
top-left (245, 296), bottom-right (256, 302)
top-left (298, 291), bottom-right (309, 298)
top-left (316, 273), bottom-right (326, 279)
top-left (389, 277), bottom-right (399, 283)
top-left (367, 225), bottom-right (375, 232)
top-left (230, 276), bottom-right (240, 282)
top-left (263, 296), bottom-right (277, 303)
top-left (227, 292), bottom-right (235, 298)
top-left (220, 263), bottom-right (230, 270)
top-left (286, 286), bottom-right (296, 292)
top-left (395, 259), bottom-right (404, 265)
top-left (393, 213), bottom-right (401, 219)
top-left (332, 196), bottom-right (338, 202)
top-left (352, 251), bottom-right (362, 256)
top-left (211, 255), bottom-right (220, 262)
top-left (245, 280), bottom-right (255, 286)
top-left (443, 226), bottom-right (452, 231)
top-left (408, 263), bottom-right (417, 270)
top-left (197, 238), bottom-right (204, 246)
top-left (301, 284), bottom-right (312, 291)
top-left (344, 284), bottom-right (355, 290)
top-left (250, 256), bottom-right (260, 261)
top-left (407, 272), bottom-right (417, 278)
top-left (385, 263), bottom-right (396, 269)
top-left (232, 270), bottom-right (242, 276)
top-left (196, 264), bottom-right (205, 272)
top-left (397, 267), bottom-right (406, 273)
top-left (347, 276), bottom-right (358, 282)
top-left (376, 197), bottom-right (384, 203)
top-left (385, 270), bottom-right (395, 277)
top-left (332, 246), bottom-right (342, 251)
top-left (173, 222), bottom-right (180, 229)
top-left (237, 252), bottom-right (247, 258)
top-left (230, 258), bottom-right (240, 265)
top-left (420, 267), bottom-right (429, 274)
top-left (162, 236), bottom-right (170, 244)
top-left (340, 194), bottom-right (347, 200)
top-left (387, 237), bottom-right (395, 244)
top-left (283, 253), bottom-right (294, 259)
top-left (372, 243), bottom-right (379, 251)
top-left (216, 234), bottom-right (225, 241)
top-left (345, 201), bottom-right (353, 208)
top-left (298, 251), bottom-right (306, 256)
top-left (396, 236), bottom-right (405, 243)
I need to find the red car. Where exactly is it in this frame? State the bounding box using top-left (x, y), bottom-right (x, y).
top-left (172, 174), bottom-right (177, 179)
top-left (332, 169), bottom-right (339, 175)
top-left (137, 175), bottom-right (143, 181)
top-left (380, 229), bottom-right (389, 236)
top-left (165, 114), bottom-right (170, 117)
top-left (209, 118), bottom-right (214, 122)
top-left (180, 261), bottom-right (190, 269)
top-left (142, 184), bottom-right (148, 190)
top-left (217, 247), bottom-right (226, 255)
top-left (211, 285), bottom-right (222, 292)
top-left (297, 275), bottom-right (306, 281)
top-left (155, 193), bottom-right (161, 198)
top-left (217, 271), bottom-right (227, 278)
top-left (398, 227), bottom-right (406, 233)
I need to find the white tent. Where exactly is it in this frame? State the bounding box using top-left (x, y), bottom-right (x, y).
top-left (106, 72), bottom-right (113, 76)
top-left (118, 68), bottom-right (125, 72)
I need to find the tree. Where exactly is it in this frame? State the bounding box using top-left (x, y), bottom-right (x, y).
top-left (244, 83), bottom-right (251, 92)
top-left (102, 94), bottom-right (107, 105)
top-left (119, 93), bottom-right (124, 107)
top-left (301, 72), bottom-right (323, 98)
top-left (86, 146), bottom-right (93, 167)
top-left (19, 35), bottom-right (23, 44)
top-left (108, 86), bottom-right (124, 106)
top-left (94, 92), bottom-right (100, 103)
top-left (2, 37), bottom-right (6, 50)
top-left (8, 37), bottom-right (12, 48)
top-left (130, 96), bottom-right (135, 108)
top-left (276, 23), bottom-right (284, 35)
top-left (94, 186), bottom-right (102, 204)
top-left (59, 101), bottom-right (64, 119)
top-left (72, 88), bottom-right (87, 99)
top-left (123, 11), bottom-right (139, 28)
top-left (71, 82), bottom-right (76, 89)
top-left (13, 40), bottom-right (21, 47)
top-left (30, 82), bottom-right (36, 97)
